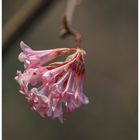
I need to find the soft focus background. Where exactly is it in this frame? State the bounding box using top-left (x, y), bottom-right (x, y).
top-left (3, 0), bottom-right (138, 140)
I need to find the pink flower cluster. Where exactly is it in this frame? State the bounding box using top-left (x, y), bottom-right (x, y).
top-left (15, 41), bottom-right (89, 122)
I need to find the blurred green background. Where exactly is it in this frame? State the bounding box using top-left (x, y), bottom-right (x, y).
top-left (3, 0), bottom-right (137, 140)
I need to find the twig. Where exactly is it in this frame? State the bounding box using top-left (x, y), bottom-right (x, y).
top-left (60, 0), bottom-right (82, 48)
top-left (3, 0), bottom-right (57, 53)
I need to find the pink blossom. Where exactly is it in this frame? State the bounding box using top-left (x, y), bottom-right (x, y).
top-left (19, 41), bottom-right (76, 68)
top-left (15, 42), bottom-right (89, 123)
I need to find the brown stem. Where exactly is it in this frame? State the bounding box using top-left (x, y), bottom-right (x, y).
top-left (60, 0), bottom-right (82, 48)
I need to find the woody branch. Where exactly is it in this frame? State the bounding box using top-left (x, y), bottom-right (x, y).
top-left (60, 0), bottom-right (82, 48)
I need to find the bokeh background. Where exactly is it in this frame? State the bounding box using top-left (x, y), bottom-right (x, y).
top-left (3, 0), bottom-right (138, 140)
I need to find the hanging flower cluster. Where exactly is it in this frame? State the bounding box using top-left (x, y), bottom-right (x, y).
top-left (15, 41), bottom-right (89, 122)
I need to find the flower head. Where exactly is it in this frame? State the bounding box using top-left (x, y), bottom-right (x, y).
top-left (15, 41), bottom-right (89, 122)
